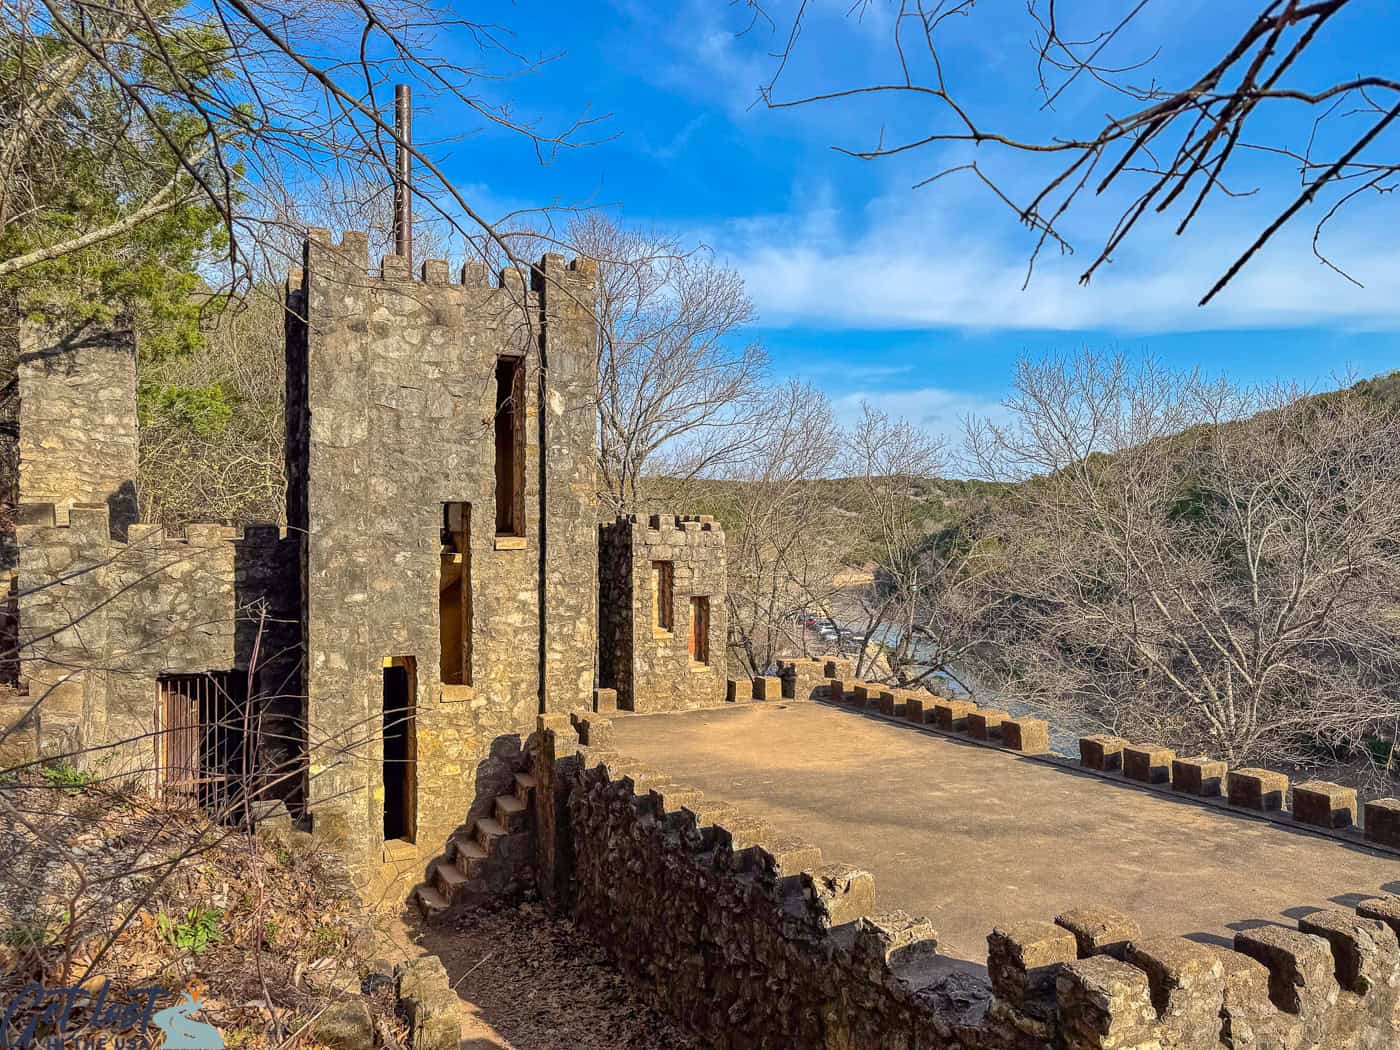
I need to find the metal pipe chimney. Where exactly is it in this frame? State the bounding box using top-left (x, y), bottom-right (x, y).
top-left (393, 83), bottom-right (412, 265)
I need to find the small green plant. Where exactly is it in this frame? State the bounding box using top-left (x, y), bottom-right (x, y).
top-left (274, 847), bottom-right (292, 868)
top-left (309, 922), bottom-right (342, 954)
top-left (158, 907), bottom-right (224, 954)
top-left (221, 1027), bottom-right (258, 1050)
top-left (4, 914), bottom-right (61, 951)
top-left (262, 919), bottom-right (279, 947)
top-left (40, 762), bottom-right (94, 792)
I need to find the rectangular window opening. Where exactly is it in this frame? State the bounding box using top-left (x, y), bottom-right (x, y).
top-left (440, 503), bottom-right (472, 689)
top-left (383, 657), bottom-right (417, 843)
top-left (652, 561), bottom-right (674, 634)
top-left (494, 356), bottom-right (526, 538)
top-left (690, 597), bottom-right (710, 666)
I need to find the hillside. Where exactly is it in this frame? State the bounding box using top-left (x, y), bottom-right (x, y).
top-left (653, 475), bottom-right (1009, 564)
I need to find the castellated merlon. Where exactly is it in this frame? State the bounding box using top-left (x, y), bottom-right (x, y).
top-left (534, 715), bottom-right (1400, 1050)
top-left (292, 225), bottom-right (599, 293)
top-left (597, 513), bottom-right (728, 715)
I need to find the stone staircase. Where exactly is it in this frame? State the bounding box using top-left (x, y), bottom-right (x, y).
top-left (410, 770), bottom-right (537, 919)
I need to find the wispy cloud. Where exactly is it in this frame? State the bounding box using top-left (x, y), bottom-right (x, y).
top-left (800, 359), bottom-right (914, 381)
top-left (709, 185), bottom-right (1400, 334)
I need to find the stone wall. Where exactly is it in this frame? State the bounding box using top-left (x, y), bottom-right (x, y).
top-left (286, 231), bottom-right (599, 870)
top-left (532, 717), bottom-right (1400, 1050)
top-left (597, 513), bottom-right (726, 712)
top-left (9, 502), bottom-right (299, 789)
top-left (14, 317), bottom-right (139, 537)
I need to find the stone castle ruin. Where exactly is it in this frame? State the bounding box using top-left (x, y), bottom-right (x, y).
top-left (1, 228), bottom-right (727, 880)
top-left (6, 229), bottom-right (1400, 1050)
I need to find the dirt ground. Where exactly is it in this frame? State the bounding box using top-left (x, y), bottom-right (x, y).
top-left (609, 702), bottom-right (1400, 967)
top-left (405, 899), bottom-right (702, 1050)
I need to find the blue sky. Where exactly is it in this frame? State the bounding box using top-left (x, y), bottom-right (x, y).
top-left (406, 0), bottom-right (1399, 442)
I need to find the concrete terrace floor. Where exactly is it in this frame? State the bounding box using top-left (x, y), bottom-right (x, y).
top-left (607, 701), bottom-right (1400, 973)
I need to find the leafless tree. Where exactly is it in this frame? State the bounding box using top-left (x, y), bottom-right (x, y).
top-left (960, 351), bottom-right (1400, 779)
top-left (568, 214), bottom-right (770, 518)
top-left (722, 379), bottom-right (844, 677)
top-left (1, 0), bottom-right (607, 292)
top-left (745, 1), bottom-right (1398, 303)
top-left (138, 292), bottom-right (287, 526)
top-left (836, 403), bottom-right (950, 683)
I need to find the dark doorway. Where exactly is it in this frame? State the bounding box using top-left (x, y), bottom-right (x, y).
top-left (158, 671), bottom-right (248, 812)
top-left (383, 658), bottom-right (417, 843)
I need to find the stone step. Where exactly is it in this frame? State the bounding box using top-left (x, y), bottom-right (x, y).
top-left (451, 835), bottom-right (489, 877)
top-left (431, 859), bottom-right (469, 903)
top-left (494, 793), bottom-right (529, 832)
top-left (411, 883), bottom-right (449, 919)
top-left (474, 816), bottom-right (508, 854)
top-left (514, 771), bottom-right (538, 803)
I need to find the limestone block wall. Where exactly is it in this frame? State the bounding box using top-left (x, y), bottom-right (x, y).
top-left (9, 502), bottom-right (299, 788)
top-left (286, 231), bottom-right (598, 868)
top-left (532, 719), bottom-right (1400, 1050)
top-left (597, 513), bottom-right (726, 712)
top-left (12, 318), bottom-right (139, 536)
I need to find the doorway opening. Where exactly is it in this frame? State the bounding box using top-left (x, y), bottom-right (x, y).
top-left (158, 671), bottom-right (248, 812)
top-left (690, 596), bottom-right (710, 666)
top-left (383, 656), bottom-right (417, 844)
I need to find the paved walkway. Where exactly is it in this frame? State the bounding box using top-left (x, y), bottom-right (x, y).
top-left (608, 702), bottom-right (1400, 971)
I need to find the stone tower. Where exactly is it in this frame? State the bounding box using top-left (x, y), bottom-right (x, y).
top-left (284, 230), bottom-right (600, 867)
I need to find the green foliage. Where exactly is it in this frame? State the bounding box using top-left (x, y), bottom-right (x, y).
top-left (3, 910), bottom-right (67, 951)
top-left (1367, 736), bottom-right (1394, 770)
top-left (40, 762), bottom-right (94, 792)
top-left (139, 382), bottom-right (237, 437)
top-left (310, 922), bottom-right (343, 954)
top-left (0, 5), bottom-right (236, 359)
top-left (158, 906), bottom-right (224, 954)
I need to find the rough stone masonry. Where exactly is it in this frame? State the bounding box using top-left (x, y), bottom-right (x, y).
top-left (529, 713), bottom-right (1400, 1050)
top-left (2, 229), bottom-right (730, 887)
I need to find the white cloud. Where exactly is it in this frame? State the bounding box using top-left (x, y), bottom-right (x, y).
top-left (708, 184), bottom-right (1400, 334)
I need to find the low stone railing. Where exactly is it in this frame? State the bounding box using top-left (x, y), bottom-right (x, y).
top-left (825, 671), bottom-right (1400, 854)
top-left (530, 714), bottom-right (1400, 1050)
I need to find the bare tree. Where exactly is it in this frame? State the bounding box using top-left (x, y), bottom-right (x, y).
top-left (137, 292), bottom-right (287, 526)
top-left (569, 214), bottom-right (770, 518)
top-left (722, 379), bottom-right (844, 677)
top-left (745, 1), bottom-right (1398, 303)
top-left (837, 403), bottom-right (948, 683)
top-left (1, 0), bottom-right (606, 297)
top-left (960, 351), bottom-right (1400, 779)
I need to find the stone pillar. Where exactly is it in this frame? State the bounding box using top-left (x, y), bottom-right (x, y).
top-left (537, 254), bottom-right (599, 714)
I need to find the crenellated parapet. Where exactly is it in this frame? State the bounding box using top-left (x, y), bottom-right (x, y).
top-left (597, 511), bottom-right (727, 713)
top-left (531, 714), bottom-right (1400, 1049)
top-left (824, 671), bottom-right (1400, 857)
top-left (11, 500), bottom-right (298, 777)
